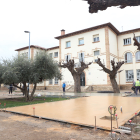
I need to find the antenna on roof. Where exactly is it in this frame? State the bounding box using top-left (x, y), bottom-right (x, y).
top-left (122, 26), bottom-right (123, 32)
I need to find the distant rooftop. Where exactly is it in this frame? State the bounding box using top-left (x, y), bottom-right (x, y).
top-left (46, 46), bottom-right (59, 51)
top-left (15, 45), bottom-right (47, 51)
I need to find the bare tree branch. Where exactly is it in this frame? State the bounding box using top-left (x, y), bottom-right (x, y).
top-left (96, 58), bottom-right (111, 74)
top-left (85, 0), bottom-right (140, 13)
top-left (13, 83), bottom-right (23, 90)
top-left (59, 58), bottom-right (92, 93)
top-left (133, 33), bottom-right (140, 50)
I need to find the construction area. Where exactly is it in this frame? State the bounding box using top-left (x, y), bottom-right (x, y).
top-left (1, 91), bottom-right (140, 139)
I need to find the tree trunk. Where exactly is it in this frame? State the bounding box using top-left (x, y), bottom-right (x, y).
top-left (29, 83), bottom-right (37, 101)
top-left (73, 74), bottom-right (81, 93)
top-left (110, 77), bottom-right (120, 93)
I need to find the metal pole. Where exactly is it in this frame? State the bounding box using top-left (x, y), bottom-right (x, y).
top-left (28, 32), bottom-right (30, 95)
top-left (111, 109), bottom-right (112, 137)
top-left (135, 113), bottom-right (137, 124)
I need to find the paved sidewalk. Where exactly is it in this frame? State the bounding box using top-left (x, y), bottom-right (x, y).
top-left (0, 89), bottom-right (138, 99)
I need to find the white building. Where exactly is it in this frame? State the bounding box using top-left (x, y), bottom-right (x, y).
top-left (15, 23), bottom-right (140, 91)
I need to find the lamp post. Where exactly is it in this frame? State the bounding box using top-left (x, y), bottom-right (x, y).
top-left (24, 31), bottom-right (30, 95)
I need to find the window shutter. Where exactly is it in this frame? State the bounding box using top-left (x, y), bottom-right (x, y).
top-left (82, 53), bottom-right (84, 62)
top-left (125, 53), bottom-right (127, 62)
top-left (68, 55), bottom-right (71, 61)
top-left (65, 55), bottom-right (67, 62)
top-left (79, 53), bottom-right (81, 62)
top-left (129, 38), bottom-right (131, 44)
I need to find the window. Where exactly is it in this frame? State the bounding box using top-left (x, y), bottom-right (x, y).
top-left (66, 41), bottom-right (71, 48)
top-left (49, 53), bottom-right (53, 58)
top-left (136, 51), bottom-right (140, 62)
top-left (124, 38), bottom-right (131, 45)
top-left (55, 77), bottom-right (58, 85)
top-left (136, 36), bottom-right (140, 43)
top-left (137, 69), bottom-right (140, 80)
top-left (93, 35), bottom-right (99, 42)
top-left (79, 53), bottom-right (84, 62)
top-left (54, 52), bottom-right (58, 57)
top-left (94, 59), bottom-right (98, 62)
top-left (65, 55), bottom-right (71, 62)
top-left (94, 50), bottom-right (100, 56)
top-left (125, 52), bottom-right (132, 63)
top-left (79, 38), bottom-right (84, 45)
top-left (49, 79), bottom-right (53, 85)
top-left (126, 70), bottom-right (134, 82)
top-left (22, 52), bottom-right (28, 58)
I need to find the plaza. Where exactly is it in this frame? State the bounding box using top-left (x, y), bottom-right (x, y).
top-left (6, 94), bottom-right (140, 130)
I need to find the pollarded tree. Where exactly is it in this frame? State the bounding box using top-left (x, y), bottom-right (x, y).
top-left (1, 52), bottom-right (61, 101)
top-left (85, 0), bottom-right (140, 13)
top-left (96, 58), bottom-right (124, 93)
top-left (59, 58), bottom-right (92, 93)
top-left (133, 33), bottom-right (140, 50)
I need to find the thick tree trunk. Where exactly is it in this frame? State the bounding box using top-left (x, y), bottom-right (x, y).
top-left (73, 74), bottom-right (81, 93)
top-left (110, 77), bottom-right (120, 93)
top-left (29, 83), bottom-right (37, 101)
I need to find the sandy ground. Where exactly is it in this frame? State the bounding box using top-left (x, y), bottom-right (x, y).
top-left (1, 111), bottom-right (140, 140)
top-left (1, 90), bottom-right (140, 140)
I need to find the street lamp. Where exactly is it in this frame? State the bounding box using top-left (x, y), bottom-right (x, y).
top-left (24, 31), bottom-right (30, 94)
top-left (24, 31), bottom-right (30, 59)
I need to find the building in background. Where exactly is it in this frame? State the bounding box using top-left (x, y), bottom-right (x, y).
top-left (14, 23), bottom-right (140, 91)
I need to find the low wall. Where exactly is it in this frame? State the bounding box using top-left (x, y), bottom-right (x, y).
top-left (35, 86), bottom-right (61, 90)
top-left (120, 84), bottom-right (133, 90)
top-left (92, 85), bottom-right (113, 91)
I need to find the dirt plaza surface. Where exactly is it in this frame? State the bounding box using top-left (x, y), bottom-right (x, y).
top-left (6, 95), bottom-right (140, 130)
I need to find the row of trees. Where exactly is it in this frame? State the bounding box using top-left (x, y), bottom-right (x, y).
top-left (0, 35), bottom-right (139, 101)
top-left (0, 52), bottom-right (61, 101)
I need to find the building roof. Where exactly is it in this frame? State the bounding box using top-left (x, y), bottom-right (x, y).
top-left (119, 28), bottom-right (140, 35)
top-left (15, 45), bottom-right (47, 51)
top-left (55, 22), bottom-right (140, 40)
top-left (46, 46), bottom-right (59, 51)
top-left (55, 22), bottom-right (120, 39)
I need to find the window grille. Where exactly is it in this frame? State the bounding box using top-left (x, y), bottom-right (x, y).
top-left (126, 70), bottom-right (134, 82)
top-left (124, 38), bottom-right (131, 45)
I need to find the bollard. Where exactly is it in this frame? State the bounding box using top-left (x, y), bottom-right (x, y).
top-left (33, 107), bottom-right (35, 116)
top-left (110, 106), bottom-right (112, 137)
top-left (115, 114), bottom-right (118, 129)
top-left (95, 116), bottom-right (96, 131)
top-left (120, 106), bottom-right (122, 113)
top-left (129, 120), bottom-right (132, 135)
top-left (135, 113), bottom-right (137, 124)
top-left (0, 103), bottom-right (1, 111)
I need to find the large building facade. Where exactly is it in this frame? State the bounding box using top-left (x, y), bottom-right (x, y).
top-left (15, 23), bottom-right (140, 91)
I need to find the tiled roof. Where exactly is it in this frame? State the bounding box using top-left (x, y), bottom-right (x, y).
top-left (55, 22), bottom-right (140, 39)
top-left (15, 45), bottom-right (47, 51)
top-left (55, 22), bottom-right (120, 39)
top-left (46, 46), bottom-right (59, 51)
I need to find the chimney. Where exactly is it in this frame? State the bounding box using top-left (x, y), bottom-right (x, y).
top-left (61, 29), bottom-right (65, 35)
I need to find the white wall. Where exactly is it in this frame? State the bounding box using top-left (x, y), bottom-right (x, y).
top-left (60, 28), bottom-right (108, 85)
top-left (118, 31), bottom-right (140, 85)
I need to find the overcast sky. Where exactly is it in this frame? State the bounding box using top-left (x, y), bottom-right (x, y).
top-left (0, 0), bottom-right (140, 60)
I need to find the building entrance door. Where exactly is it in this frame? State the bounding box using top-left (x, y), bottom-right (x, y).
top-left (80, 72), bottom-right (85, 86)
